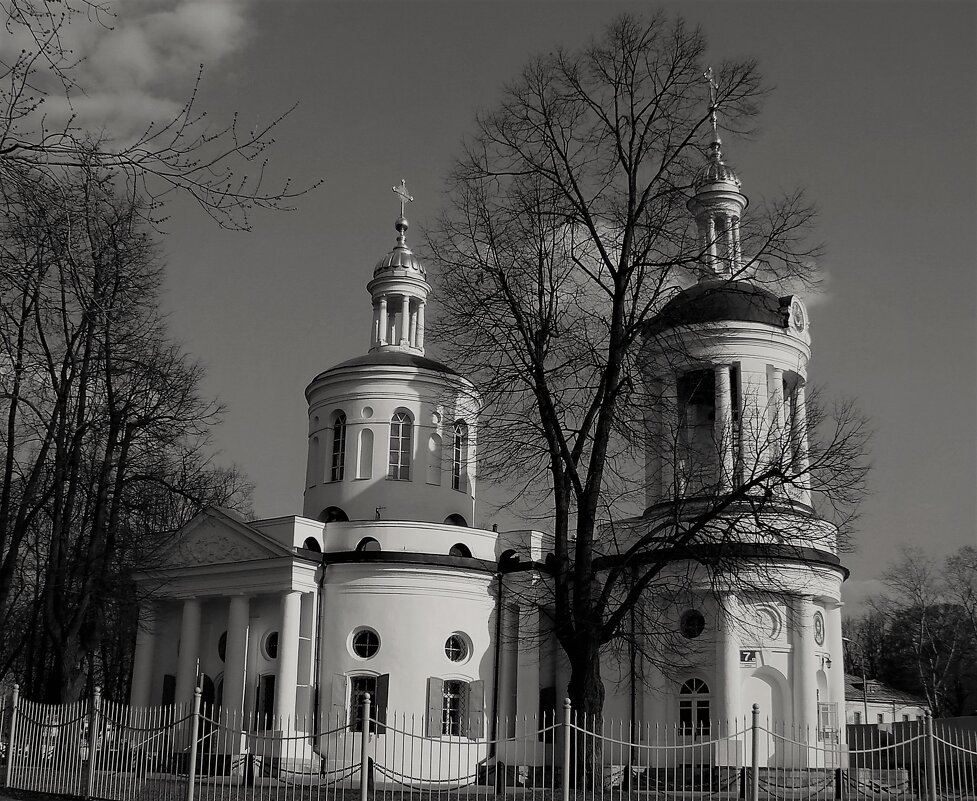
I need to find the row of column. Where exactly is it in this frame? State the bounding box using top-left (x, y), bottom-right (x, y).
top-left (699, 213), bottom-right (743, 277)
top-left (371, 294), bottom-right (426, 350)
top-left (130, 591), bottom-right (312, 726)
top-left (652, 362), bottom-right (810, 505)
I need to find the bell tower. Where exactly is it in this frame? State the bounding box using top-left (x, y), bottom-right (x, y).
top-left (367, 180), bottom-right (431, 354)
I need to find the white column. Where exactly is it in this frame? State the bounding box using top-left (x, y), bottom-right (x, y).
top-left (408, 304), bottom-right (418, 348)
top-left (792, 596), bottom-right (818, 737)
top-left (371, 302), bottom-right (380, 348)
top-left (716, 594), bottom-right (741, 726)
top-left (224, 596), bottom-right (250, 720)
top-left (661, 371), bottom-right (678, 499)
top-left (770, 367), bottom-right (785, 463)
top-left (416, 301), bottom-right (426, 351)
top-left (400, 296), bottom-right (410, 346)
top-left (378, 296), bottom-right (388, 345)
top-left (825, 601), bottom-right (847, 748)
top-left (732, 217), bottom-right (743, 268)
top-left (174, 598), bottom-right (201, 708)
top-left (275, 591), bottom-right (302, 725)
top-left (715, 365), bottom-right (734, 493)
top-left (706, 217), bottom-right (717, 268)
top-left (739, 359), bottom-right (769, 482)
top-left (130, 602), bottom-right (157, 707)
top-left (794, 383), bottom-right (811, 505)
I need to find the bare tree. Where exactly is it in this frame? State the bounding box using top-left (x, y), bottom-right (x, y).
top-left (849, 546), bottom-right (977, 717)
top-left (1, 0), bottom-right (317, 230)
top-left (0, 161), bottom-right (251, 700)
top-left (429, 13), bottom-right (868, 722)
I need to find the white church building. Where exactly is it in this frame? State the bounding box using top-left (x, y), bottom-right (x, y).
top-left (129, 131), bottom-right (849, 765)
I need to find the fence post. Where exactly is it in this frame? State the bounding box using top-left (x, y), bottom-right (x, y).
top-left (3, 684), bottom-right (19, 789)
top-left (185, 684), bottom-right (202, 801)
top-left (359, 693), bottom-right (372, 801)
top-left (562, 698), bottom-right (572, 800)
top-left (751, 703), bottom-right (760, 801)
top-left (925, 710), bottom-right (938, 801)
top-left (84, 686), bottom-right (102, 800)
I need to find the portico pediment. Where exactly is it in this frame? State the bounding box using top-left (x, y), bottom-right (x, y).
top-left (158, 507), bottom-right (291, 569)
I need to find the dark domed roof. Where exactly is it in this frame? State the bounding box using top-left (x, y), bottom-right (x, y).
top-left (307, 351), bottom-right (460, 394)
top-left (646, 280), bottom-right (789, 335)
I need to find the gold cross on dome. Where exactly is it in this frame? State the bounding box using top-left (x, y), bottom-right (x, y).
top-left (393, 179), bottom-right (414, 217)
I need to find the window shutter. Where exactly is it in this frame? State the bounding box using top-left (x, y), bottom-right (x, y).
top-left (465, 680), bottom-right (485, 739)
top-left (332, 674), bottom-right (348, 728)
top-left (426, 677), bottom-right (444, 736)
top-left (374, 674), bottom-right (389, 735)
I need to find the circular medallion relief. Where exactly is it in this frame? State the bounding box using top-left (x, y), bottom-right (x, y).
top-left (790, 298), bottom-right (808, 333)
top-left (813, 611), bottom-right (825, 646)
top-left (361, 405), bottom-right (374, 419)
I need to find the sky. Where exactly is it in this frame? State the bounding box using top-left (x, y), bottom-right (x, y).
top-left (44, 1), bottom-right (977, 613)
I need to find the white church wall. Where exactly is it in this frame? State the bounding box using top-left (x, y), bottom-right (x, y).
top-left (318, 563), bottom-right (495, 727)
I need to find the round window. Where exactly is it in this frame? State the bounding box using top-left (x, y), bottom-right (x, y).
top-left (352, 628), bottom-right (380, 659)
top-left (263, 631), bottom-right (279, 660)
top-left (218, 631), bottom-right (227, 662)
top-left (445, 633), bottom-right (470, 663)
top-left (680, 610), bottom-right (706, 639)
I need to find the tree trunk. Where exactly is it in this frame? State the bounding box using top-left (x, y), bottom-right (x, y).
top-left (566, 633), bottom-right (605, 781)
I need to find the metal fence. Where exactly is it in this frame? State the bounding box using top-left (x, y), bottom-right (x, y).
top-left (1, 684), bottom-right (975, 801)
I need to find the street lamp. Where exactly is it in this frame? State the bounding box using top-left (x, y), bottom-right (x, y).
top-left (842, 636), bottom-right (870, 722)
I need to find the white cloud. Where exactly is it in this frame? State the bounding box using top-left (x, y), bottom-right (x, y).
top-left (1, 0), bottom-right (253, 144)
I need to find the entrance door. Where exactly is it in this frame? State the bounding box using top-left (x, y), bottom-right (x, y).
top-left (255, 675), bottom-right (276, 730)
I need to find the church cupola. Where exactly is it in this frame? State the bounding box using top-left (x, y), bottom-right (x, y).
top-left (687, 69), bottom-right (748, 280)
top-left (367, 180), bottom-right (431, 354)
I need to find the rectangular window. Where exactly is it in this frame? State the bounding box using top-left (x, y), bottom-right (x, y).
top-left (853, 711), bottom-right (862, 725)
top-left (426, 677), bottom-right (484, 738)
top-left (348, 674), bottom-right (388, 733)
top-left (877, 714), bottom-right (885, 724)
top-left (442, 680), bottom-right (467, 736)
top-left (349, 675), bottom-right (376, 732)
top-left (902, 714), bottom-right (910, 722)
top-left (817, 702), bottom-right (838, 742)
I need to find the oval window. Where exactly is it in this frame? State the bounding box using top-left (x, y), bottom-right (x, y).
top-left (444, 633), bottom-right (470, 663)
top-left (680, 610), bottom-right (706, 639)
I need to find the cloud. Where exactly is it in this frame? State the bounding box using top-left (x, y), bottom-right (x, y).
top-left (1, 0), bottom-right (253, 144)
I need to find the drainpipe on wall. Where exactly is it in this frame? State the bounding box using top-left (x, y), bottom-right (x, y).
top-left (489, 568), bottom-right (504, 759)
top-left (311, 554), bottom-right (328, 747)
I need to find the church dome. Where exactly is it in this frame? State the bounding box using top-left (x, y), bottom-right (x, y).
top-left (646, 280), bottom-right (788, 335)
top-left (693, 157), bottom-right (742, 191)
top-left (373, 216), bottom-right (426, 277)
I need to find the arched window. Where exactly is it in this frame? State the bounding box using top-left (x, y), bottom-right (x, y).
top-left (389, 411), bottom-right (413, 480)
top-left (444, 514), bottom-right (468, 527)
top-left (427, 434), bottom-right (443, 485)
top-left (319, 506), bottom-right (349, 523)
top-left (356, 537), bottom-right (381, 552)
top-left (357, 428), bottom-right (374, 479)
top-left (449, 543), bottom-right (472, 558)
top-left (303, 537), bottom-right (321, 553)
top-left (331, 413), bottom-right (347, 482)
top-left (679, 679), bottom-right (710, 734)
top-left (452, 421), bottom-right (468, 491)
